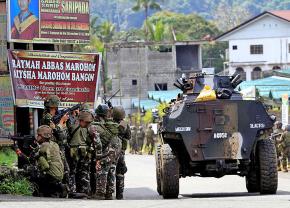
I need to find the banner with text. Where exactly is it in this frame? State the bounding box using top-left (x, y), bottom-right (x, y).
top-left (8, 50), bottom-right (101, 108)
top-left (8, 0), bottom-right (90, 43)
top-left (0, 76), bottom-right (15, 136)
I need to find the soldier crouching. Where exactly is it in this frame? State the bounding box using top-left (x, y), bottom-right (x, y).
top-left (32, 125), bottom-right (66, 197)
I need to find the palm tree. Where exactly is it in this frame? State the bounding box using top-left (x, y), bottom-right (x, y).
top-left (132, 0), bottom-right (162, 40)
top-left (97, 21), bottom-right (116, 43)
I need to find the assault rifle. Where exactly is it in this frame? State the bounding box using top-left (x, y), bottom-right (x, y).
top-left (103, 89), bottom-right (120, 109)
top-left (52, 103), bottom-right (82, 124)
top-left (8, 134), bottom-right (38, 168)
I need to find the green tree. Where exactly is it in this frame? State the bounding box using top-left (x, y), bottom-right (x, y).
top-left (97, 21), bottom-right (116, 43)
top-left (132, 0), bottom-right (162, 39)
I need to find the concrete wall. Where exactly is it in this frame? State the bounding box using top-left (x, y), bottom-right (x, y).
top-left (106, 44), bottom-right (201, 112)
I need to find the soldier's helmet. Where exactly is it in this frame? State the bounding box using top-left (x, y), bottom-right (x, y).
top-left (37, 125), bottom-right (53, 139)
top-left (79, 111), bottom-right (94, 122)
top-left (95, 104), bottom-right (109, 117)
top-left (283, 124), bottom-right (290, 131)
top-left (44, 95), bottom-right (60, 108)
top-left (80, 103), bottom-right (91, 112)
top-left (275, 121), bottom-right (282, 129)
top-left (112, 106), bottom-right (126, 121)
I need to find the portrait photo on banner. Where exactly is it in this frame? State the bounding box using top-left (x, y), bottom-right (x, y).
top-left (10, 0), bottom-right (39, 41)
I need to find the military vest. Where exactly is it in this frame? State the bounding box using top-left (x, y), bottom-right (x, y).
top-left (91, 120), bottom-right (121, 152)
top-left (37, 141), bottom-right (64, 181)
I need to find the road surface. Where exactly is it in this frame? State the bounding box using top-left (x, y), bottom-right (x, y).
top-left (1, 154), bottom-right (290, 208)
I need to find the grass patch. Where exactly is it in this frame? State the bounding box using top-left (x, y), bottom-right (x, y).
top-left (0, 177), bottom-right (34, 196)
top-left (0, 147), bottom-right (34, 196)
top-left (0, 147), bottom-right (17, 167)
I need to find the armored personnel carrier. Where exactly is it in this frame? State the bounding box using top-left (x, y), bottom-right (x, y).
top-left (156, 73), bottom-right (277, 199)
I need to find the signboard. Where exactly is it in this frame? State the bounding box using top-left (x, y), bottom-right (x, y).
top-left (0, 76), bottom-right (15, 136)
top-left (0, 2), bottom-right (7, 72)
top-left (8, 50), bottom-right (101, 108)
top-left (281, 94), bottom-right (289, 126)
top-left (7, 0), bottom-right (90, 44)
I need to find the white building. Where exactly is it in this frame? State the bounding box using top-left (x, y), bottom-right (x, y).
top-left (217, 11), bottom-right (290, 81)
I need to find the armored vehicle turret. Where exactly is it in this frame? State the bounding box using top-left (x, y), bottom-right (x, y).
top-left (156, 73), bottom-right (277, 199)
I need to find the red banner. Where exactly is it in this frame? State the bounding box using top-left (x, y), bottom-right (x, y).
top-left (8, 50), bottom-right (101, 108)
top-left (8, 0), bottom-right (90, 43)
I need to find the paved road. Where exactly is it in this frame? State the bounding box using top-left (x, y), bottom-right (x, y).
top-left (1, 154), bottom-right (290, 208)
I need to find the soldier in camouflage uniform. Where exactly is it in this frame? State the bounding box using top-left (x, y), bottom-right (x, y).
top-left (145, 125), bottom-right (155, 155)
top-left (34, 125), bottom-right (66, 197)
top-left (89, 104), bottom-right (121, 200)
top-left (277, 125), bottom-right (290, 172)
top-left (137, 126), bottom-right (145, 154)
top-left (130, 126), bottom-right (138, 154)
top-left (273, 121), bottom-right (283, 171)
top-left (112, 106), bottom-right (131, 200)
top-left (40, 95), bottom-right (72, 192)
top-left (68, 111), bottom-right (94, 197)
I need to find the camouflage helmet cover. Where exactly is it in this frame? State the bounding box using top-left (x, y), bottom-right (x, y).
top-left (80, 103), bottom-right (91, 111)
top-left (79, 111), bottom-right (94, 122)
top-left (112, 106), bottom-right (126, 121)
top-left (44, 95), bottom-right (60, 108)
top-left (37, 125), bottom-right (53, 139)
top-left (95, 104), bottom-right (109, 117)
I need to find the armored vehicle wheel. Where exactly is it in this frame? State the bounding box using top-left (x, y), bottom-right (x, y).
top-left (160, 144), bottom-right (179, 199)
top-left (155, 144), bottom-right (162, 195)
top-left (257, 139), bottom-right (278, 194)
top-left (246, 169), bottom-right (259, 193)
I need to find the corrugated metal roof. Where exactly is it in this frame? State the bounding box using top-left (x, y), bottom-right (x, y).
top-left (238, 76), bottom-right (290, 99)
top-left (270, 10), bottom-right (290, 21)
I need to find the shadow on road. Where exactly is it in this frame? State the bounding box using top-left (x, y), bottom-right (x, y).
top-left (124, 187), bottom-right (162, 200)
top-left (181, 190), bottom-right (290, 199)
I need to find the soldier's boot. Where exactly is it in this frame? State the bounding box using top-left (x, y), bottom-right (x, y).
top-left (105, 193), bottom-right (113, 200)
top-left (116, 175), bottom-right (124, 200)
top-left (282, 163), bottom-right (288, 172)
top-left (278, 166), bottom-right (282, 171)
top-left (93, 193), bottom-right (105, 200)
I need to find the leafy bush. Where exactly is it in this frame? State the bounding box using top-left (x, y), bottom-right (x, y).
top-left (0, 147), bottom-right (17, 167)
top-left (0, 177), bottom-right (34, 196)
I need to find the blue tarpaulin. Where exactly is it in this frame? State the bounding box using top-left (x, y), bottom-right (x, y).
top-left (131, 98), bottom-right (160, 110)
top-left (148, 89), bottom-right (181, 103)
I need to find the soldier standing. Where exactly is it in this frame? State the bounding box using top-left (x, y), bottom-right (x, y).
top-left (90, 104), bottom-right (121, 200)
top-left (145, 125), bottom-right (155, 155)
top-left (273, 121), bottom-right (283, 171)
top-left (277, 125), bottom-right (290, 172)
top-left (137, 126), bottom-right (145, 154)
top-left (41, 95), bottom-right (71, 192)
top-left (130, 126), bottom-right (138, 154)
top-left (34, 125), bottom-right (65, 197)
top-left (112, 106), bottom-right (131, 200)
top-left (68, 111), bottom-right (94, 198)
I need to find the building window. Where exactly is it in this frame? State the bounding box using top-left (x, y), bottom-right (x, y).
top-left (250, 45), bottom-right (263, 54)
top-left (155, 83), bottom-right (168, 91)
top-left (132, 80), bottom-right (137, 86)
top-left (232, 45), bottom-right (238, 50)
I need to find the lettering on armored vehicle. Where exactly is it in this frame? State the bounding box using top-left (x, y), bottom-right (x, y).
top-left (175, 127), bottom-right (191, 132)
top-left (213, 133), bottom-right (228, 139)
top-left (250, 123), bottom-right (265, 129)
